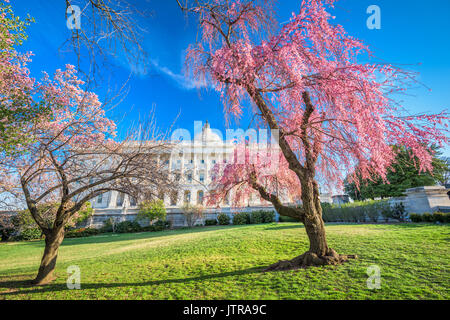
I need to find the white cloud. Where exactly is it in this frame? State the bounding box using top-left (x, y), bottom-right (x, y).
top-left (150, 59), bottom-right (208, 90)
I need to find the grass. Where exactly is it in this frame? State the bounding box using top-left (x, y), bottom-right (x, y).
top-left (0, 223), bottom-right (448, 299)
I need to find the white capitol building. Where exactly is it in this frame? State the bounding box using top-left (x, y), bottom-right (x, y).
top-left (89, 121), bottom-right (293, 226)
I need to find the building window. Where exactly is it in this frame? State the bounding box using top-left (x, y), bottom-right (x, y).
top-left (224, 194), bottom-right (230, 205)
top-left (199, 172), bottom-right (205, 183)
top-left (184, 191), bottom-right (191, 204)
top-left (97, 193), bottom-right (103, 204)
top-left (187, 173), bottom-right (192, 183)
top-left (197, 190), bottom-right (204, 205)
top-left (116, 192), bottom-right (124, 207)
top-left (200, 159), bottom-right (205, 164)
top-left (170, 191), bottom-right (178, 206)
top-left (212, 159), bottom-right (216, 164)
top-left (129, 196), bottom-right (137, 207)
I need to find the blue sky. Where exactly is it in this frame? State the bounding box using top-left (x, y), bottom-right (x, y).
top-left (10, 0), bottom-right (450, 156)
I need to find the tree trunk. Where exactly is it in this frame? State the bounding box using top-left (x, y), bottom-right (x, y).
top-left (265, 176), bottom-right (357, 271)
top-left (32, 226), bottom-right (65, 285)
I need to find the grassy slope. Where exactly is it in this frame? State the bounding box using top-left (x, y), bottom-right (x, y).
top-left (0, 223), bottom-right (448, 300)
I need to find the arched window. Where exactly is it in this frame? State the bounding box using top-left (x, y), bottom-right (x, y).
top-left (129, 196), bottom-right (137, 207)
top-left (184, 191), bottom-right (191, 204)
top-left (197, 190), bottom-right (204, 205)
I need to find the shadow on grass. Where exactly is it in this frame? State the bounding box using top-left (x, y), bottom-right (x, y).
top-left (0, 266), bottom-right (264, 297)
top-left (264, 224), bottom-right (304, 231)
top-left (6, 225), bottom-right (246, 248)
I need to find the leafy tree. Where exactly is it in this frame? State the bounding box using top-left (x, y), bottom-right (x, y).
top-left (0, 65), bottom-right (176, 285)
top-left (0, 1), bottom-right (47, 153)
top-left (136, 199), bottom-right (166, 225)
top-left (345, 146), bottom-right (449, 200)
top-left (181, 0), bottom-right (448, 270)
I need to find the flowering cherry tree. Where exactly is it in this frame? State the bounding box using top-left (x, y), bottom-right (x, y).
top-left (0, 1), bottom-right (38, 152)
top-left (0, 65), bottom-right (176, 285)
top-left (181, 0), bottom-right (449, 270)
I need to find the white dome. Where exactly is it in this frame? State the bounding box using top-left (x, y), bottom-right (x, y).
top-left (194, 122), bottom-right (223, 144)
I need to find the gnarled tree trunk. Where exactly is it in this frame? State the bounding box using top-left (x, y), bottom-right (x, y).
top-left (33, 226), bottom-right (65, 285)
top-left (265, 174), bottom-right (357, 271)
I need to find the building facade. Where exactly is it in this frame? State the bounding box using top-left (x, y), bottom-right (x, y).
top-left (89, 122), bottom-right (287, 227)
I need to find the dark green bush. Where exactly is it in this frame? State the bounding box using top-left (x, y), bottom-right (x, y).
top-left (432, 212), bottom-right (445, 223)
top-left (217, 213), bottom-right (230, 225)
top-left (99, 217), bottom-right (115, 233)
top-left (115, 221), bottom-right (142, 233)
top-left (154, 220), bottom-right (171, 230)
top-left (249, 211), bottom-right (264, 224)
top-left (65, 227), bottom-right (100, 238)
top-left (262, 210), bottom-right (275, 223)
top-left (19, 228), bottom-right (42, 240)
top-left (142, 220), bottom-right (171, 232)
top-left (278, 215), bottom-right (300, 222)
top-left (422, 213), bottom-right (433, 222)
top-left (444, 212), bottom-right (450, 223)
top-left (390, 203), bottom-right (407, 222)
top-left (409, 213), bottom-right (422, 223)
top-left (205, 219), bottom-right (217, 226)
top-left (232, 212), bottom-right (250, 225)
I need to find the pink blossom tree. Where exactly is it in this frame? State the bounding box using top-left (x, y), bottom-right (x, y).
top-left (0, 65), bottom-right (176, 284)
top-left (0, 1), bottom-right (39, 153)
top-left (181, 0), bottom-right (449, 270)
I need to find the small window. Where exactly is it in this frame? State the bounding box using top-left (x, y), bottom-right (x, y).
top-left (116, 193), bottom-right (124, 207)
top-left (199, 173), bottom-right (205, 183)
top-left (184, 191), bottom-right (191, 203)
top-left (129, 197), bottom-right (137, 206)
top-left (187, 173), bottom-right (193, 183)
top-left (201, 159), bottom-right (205, 164)
top-left (170, 191), bottom-right (178, 206)
top-left (197, 190), bottom-right (204, 205)
top-left (97, 193), bottom-right (103, 204)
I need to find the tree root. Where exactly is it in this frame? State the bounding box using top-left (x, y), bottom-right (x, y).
top-left (264, 248), bottom-right (357, 272)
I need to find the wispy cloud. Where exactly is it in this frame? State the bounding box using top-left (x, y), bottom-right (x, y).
top-left (150, 59), bottom-right (208, 90)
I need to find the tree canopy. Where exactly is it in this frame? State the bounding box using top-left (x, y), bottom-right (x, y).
top-left (345, 146), bottom-right (450, 200)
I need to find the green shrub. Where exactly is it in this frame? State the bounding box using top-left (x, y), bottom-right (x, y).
top-left (217, 213), bottom-right (230, 225)
top-left (444, 212), bottom-right (450, 223)
top-left (99, 217), bottom-right (115, 233)
top-left (278, 215), bottom-right (300, 222)
top-left (205, 219), bottom-right (217, 226)
top-left (432, 212), bottom-right (445, 223)
top-left (232, 212), bottom-right (250, 225)
top-left (19, 228), bottom-right (42, 240)
top-left (379, 201), bottom-right (393, 222)
top-left (390, 203), bottom-right (407, 222)
top-left (262, 210), bottom-right (275, 223)
top-left (365, 201), bottom-right (381, 222)
top-left (115, 221), bottom-right (142, 233)
top-left (249, 211), bottom-right (264, 224)
top-left (136, 199), bottom-right (166, 224)
top-left (422, 213), bottom-right (433, 222)
top-left (65, 227), bottom-right (100, 238)
top-left (409, 213), bottom-right (422, 223)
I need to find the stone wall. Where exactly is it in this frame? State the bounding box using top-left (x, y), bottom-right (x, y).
top-left (86, 206), bottom-right (278, 228)
top-left (403, 186), bottom-right (450, 214)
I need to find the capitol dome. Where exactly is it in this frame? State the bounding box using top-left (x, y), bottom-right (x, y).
top-left (194, 121), bottom-right (223, 144)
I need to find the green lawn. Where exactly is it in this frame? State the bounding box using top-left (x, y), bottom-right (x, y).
top-left (0, 223), bottom-right (448, 299)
